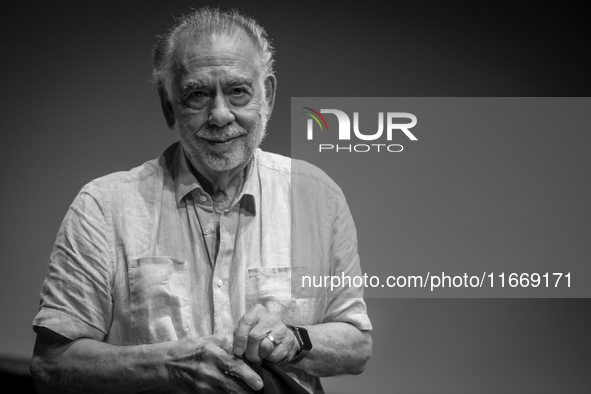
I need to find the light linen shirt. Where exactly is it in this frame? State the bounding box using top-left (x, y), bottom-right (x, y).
top-left (33, 142), bottom-right (372, 393)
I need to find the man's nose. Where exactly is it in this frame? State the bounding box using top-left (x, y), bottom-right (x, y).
top-left (208, 95), bottom-right (235, 127)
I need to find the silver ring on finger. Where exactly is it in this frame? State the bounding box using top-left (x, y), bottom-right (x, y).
top-left (264, 332), bottom-right (278, 348)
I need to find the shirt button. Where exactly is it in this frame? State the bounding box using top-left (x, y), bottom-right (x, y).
top-left (204, 228), bottom-right (210, 235)
top-left (199, 195), bottom-right (207, 203)
top-left (216, 280), bottom-right (222, 288)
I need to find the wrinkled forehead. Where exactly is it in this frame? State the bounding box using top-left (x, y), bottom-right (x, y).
top-left (173, 30), bottom-right (261, 76)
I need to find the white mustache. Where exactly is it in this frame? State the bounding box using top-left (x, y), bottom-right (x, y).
top-left (196, 123), bottom-right (247, 141)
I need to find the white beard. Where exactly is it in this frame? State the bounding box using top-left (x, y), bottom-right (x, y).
top-left (175, 100), bottom-right (270, 172)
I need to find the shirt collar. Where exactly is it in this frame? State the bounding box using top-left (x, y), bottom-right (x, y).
top-left (173, 144), bottom-right (258, 215)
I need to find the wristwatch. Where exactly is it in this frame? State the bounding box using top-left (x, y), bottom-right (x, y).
top-left (286, 325), bottom-right (312, 363)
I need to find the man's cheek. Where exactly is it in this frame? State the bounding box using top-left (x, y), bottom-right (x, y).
top-left (177, 115), bottom-right (207, 134)
top-left (234, 105), bottom-right (263, 125)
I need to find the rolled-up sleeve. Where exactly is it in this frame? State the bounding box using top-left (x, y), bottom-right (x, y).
top-left (33, 188), bottom-right (112, 341)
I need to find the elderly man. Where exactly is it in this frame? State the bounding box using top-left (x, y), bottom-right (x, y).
top-left (30, 7), bottom-right (372, 394)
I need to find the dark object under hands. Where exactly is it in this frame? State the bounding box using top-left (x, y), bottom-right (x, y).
top-left (238, 360), bottom-right (309, 394)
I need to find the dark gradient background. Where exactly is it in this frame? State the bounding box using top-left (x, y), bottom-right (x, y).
top-left (1, 1), bottom-right (589, 393)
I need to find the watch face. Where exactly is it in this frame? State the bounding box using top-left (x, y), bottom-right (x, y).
top-left (296, 327), bottom-right (312, 351)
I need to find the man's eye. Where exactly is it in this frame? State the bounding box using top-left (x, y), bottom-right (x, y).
top-left (188, 91), bottom-right (206, 99)
top-left (230, 88), bottom-right (246, 96)
top-left (183, 91), bottom-right (210, 109)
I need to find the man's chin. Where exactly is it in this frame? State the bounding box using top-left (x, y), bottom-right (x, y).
top-left (188, 143), bottom-right (253, 174)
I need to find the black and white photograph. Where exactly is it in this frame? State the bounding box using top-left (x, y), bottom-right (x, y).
top-left (1, 1), bottom-right (589, 393)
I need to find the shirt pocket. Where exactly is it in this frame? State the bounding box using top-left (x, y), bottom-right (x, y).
top-left (129, 256), bottom-right (191, 343)
top-left (246, 266), bottom-right (324, 326)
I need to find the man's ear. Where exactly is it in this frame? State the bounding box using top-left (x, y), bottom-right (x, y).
top-left (158, 84), bottom-right (176, 129)
top-left (264, 74), bottom-right (277, 116)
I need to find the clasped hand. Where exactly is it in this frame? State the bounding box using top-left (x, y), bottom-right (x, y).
top-left (233, 304), bottom-right (299, 365)
top-left (167, 304), bottom-right (299, 394)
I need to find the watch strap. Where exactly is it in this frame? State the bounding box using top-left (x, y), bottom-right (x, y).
top-left (286, 325), bottom-right (311, 364)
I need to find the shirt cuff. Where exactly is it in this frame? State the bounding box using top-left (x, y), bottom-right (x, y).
top-left (32, 307), bottom-right (106, 341)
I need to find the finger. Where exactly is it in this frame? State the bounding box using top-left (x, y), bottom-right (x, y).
top-left (258, 336), bottom-right (275, 360)
top-left (260, 327), bottom-right (296, 364)
top-left (222, 377), bottom-right (255, 394)
top-left (264, 342), bottom-right (292, 364)
top-left (218, 354), bottom-right (263, 392)
top-left (233, 311), bottom-right (258, 357)
top-left (219, 337), bottom-right (233, 355)
top-left (244, 328), bottom-right (266, 365)
top-left (204, 335), bottom-right (233, 356)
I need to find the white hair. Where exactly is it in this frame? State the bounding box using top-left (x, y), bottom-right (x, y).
top-left (152, 7), bottom-right (275, 98)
